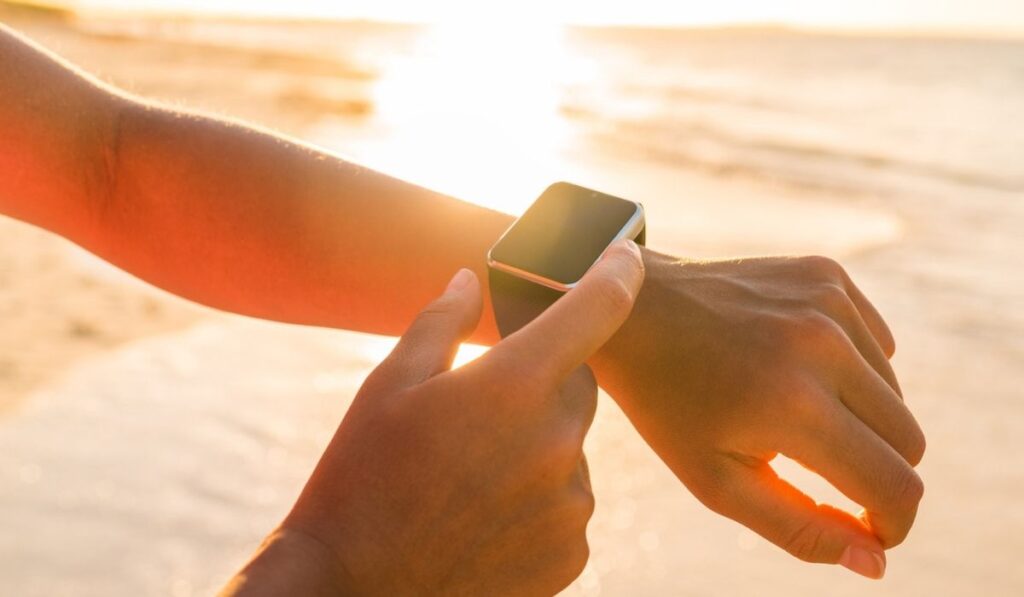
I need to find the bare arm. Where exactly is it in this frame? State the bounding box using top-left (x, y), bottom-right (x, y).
top-left (0, 24), bottom-right (925, 577)
top-left (0, 23), bottom-right (511, 343)
top-left (0, 24), bottom-right (118, 238)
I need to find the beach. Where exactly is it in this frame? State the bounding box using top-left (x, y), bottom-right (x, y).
top-left (1, 4), bottom-right (1023, 595)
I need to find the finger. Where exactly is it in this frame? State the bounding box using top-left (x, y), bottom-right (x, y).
top-left (558, 366), bottom-right (599, 441)
top-left (838, 272), bottom-right (896, 358)
top-left (365, 269), bottom-right (482, 394)
top-left (838, 340), bottom-right (925, 465)
top-left (486, 239), bottom-right (644, 387)
top-left (783, 399), bottom-right (924, 549)
top-left (708, 457), bottom-right (887, 579)
top-left (575, 454), bottom-right (592, 494)
top-left (822, 285), bottom-right (902, 397)
top-left (553, 368), bottom-right (597, 492)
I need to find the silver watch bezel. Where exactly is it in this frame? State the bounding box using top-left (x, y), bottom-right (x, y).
top-left (487, 199), bottom-right (645, 293)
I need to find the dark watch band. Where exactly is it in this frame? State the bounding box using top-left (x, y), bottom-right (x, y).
top-left (489, 225), bottom-right (646, 338)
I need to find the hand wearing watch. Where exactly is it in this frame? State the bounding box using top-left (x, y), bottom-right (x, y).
top-left (487, 182), bottom-right (646, 337)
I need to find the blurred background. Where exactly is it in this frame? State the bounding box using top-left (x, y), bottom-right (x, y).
top-left (0, 0), bottom-right (1022, 595)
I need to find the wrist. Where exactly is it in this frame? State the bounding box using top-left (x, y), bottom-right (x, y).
top-left (220, 527), bottom-right (356, 597)
top-left (589, 247), bottom-right (680, 400)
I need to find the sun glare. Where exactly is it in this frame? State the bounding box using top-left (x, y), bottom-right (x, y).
top-left (358, 336), bottom-right (489, 372)
top-left (346, 18), bottom-right (586, 216)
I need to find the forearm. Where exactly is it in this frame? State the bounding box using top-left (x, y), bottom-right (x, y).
top-left (0, 24), bottom-right (117, 236)
top-left (0, 24), bottom-right (512, 343)
top-left (88, 100), bottom-right (511, 343)
top-left (0, 24), bottom-right (657, 353)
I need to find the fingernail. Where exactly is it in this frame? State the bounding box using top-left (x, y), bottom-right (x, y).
top-left (839, 545), bottom-right (886, 579)
top-left (607, 238), bottom-right (639, 258)
top-left (445, 268), bottom-right (474, 294)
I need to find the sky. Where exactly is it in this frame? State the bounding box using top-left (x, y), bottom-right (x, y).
top-left (62, 0), bottom-right (1024, 34)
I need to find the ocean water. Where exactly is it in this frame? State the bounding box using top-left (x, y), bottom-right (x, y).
top-left (94, 20), bottom-right (1024, 200)
top-left (3, 17), bottom-right (1024, 596)
top-left (564, 29), bottom-right (1024, 198)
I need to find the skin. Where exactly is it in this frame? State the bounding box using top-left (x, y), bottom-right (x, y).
top-left (0, 25), bottom-right (925, 582)
top-left (221, 241), bottom-right (646, 595)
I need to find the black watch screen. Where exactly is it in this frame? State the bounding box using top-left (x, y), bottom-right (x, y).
top-left (488, 182), bottom-right (642, 287)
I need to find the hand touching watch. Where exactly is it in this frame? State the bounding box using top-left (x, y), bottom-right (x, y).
top-left (221, 240), bottom-right (645, 596)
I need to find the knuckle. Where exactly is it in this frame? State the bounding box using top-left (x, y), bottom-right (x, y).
top-left (573, 487), bottom-right (597, 524)
top-left (814, 283), bottom-right (855, 317)
top-left (538, 527), bottom-right (590, 596)
top-left (553, 485), bottom-right (594, 522)
top-left (559, 368), bottom-right (598, 420)
top-left (904, 426), bottom-right (927, 467)
top-left (589, 274), bottom-right (636, 320)
top-left (557, 539), bottom-right (590, 586)
top-left (877, 471), bottom-right (923, 549)
top-left (890, 467), bottom-right (925, 511)
top-left (798, 311), bottom-right (842, 343)
top-left (881, 334), bottom-right (897, 359)
top-left (802, 255), bottom-right (844, 280)
top-left (569, 364), bottom-right (598, 393)
top-left (412, 300), bottom-right (456, 327)
top-left (880, 511), bottom-right (916, 548)
top-left (782, 519), bottom-right (829, 563)
top-left (528, 432), bottom-right (585, 486)
top-left (780, 311), bottom-right (848, 358)
top-left (785, 387), bottom-right (837, 426)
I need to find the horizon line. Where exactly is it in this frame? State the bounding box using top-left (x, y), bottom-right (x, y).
top-left (6, 0), bottom-right (1024, 41)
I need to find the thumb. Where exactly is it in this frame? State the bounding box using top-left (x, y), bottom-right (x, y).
top-left (365, 269), bottom-right (482, 394)
top-left (710, 458), bottom-right (888, 579)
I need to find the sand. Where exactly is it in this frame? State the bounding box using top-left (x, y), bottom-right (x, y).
top-left (1, 6), bottom-right (1022, 596)
top-left (0, 199), bottom-right (204, 413)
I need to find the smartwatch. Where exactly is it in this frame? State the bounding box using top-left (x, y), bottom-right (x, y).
top-left (487, 182), bottom-right (646, 337)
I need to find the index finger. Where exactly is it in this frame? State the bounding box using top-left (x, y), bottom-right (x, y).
top-left (485, 239), bottom-right (645, 386)
top-left (784, 402), bottom-right (924, 548)
top-left (839, 270), bottom-right (896, 358)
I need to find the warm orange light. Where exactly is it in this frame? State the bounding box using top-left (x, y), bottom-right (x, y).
top-left (358, 336), bottom-right (488, 371)
top-left (351, 19), bottom-right (583, 216)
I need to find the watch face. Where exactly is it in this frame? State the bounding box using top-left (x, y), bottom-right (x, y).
top-left (489, 182), bottom-right (642, 288)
